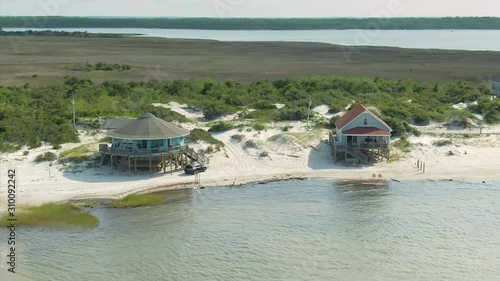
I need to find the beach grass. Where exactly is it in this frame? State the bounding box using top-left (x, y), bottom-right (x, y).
top-left (110, 193), bottom-right (165, 208)
top-left (60, 143), bottom-right (98, 163)
top-left (287, 130), bottom-right (323, 146)
top-left (0, 203), bottom-right (99, 228)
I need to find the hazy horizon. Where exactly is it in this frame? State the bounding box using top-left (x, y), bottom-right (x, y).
top-left (1, 0), bottom-right (499, 18)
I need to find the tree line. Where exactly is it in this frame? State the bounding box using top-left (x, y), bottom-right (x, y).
top-left (1, 75), bottom-right (498, 152)
top-left (1, 17), bottom-right (499, 30)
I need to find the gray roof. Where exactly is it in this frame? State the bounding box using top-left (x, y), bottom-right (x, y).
top-left (107, 113), bottom-right (190, 140)
top-left (103, 117), bottom-right (134, 130)
top-left (492, 74), bottom-right (500, 82)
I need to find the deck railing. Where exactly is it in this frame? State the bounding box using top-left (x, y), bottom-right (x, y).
top-left (99, 144), bottom-right (188, 156)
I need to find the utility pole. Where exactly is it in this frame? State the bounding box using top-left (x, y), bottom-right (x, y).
top-left (306, 96), bottom-right (312, 130)
top-left (71, 92), bottom-right (76, 131)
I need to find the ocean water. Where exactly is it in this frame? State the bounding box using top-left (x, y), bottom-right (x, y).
top-left (4, 28), bottom-right (500, 51)
top-left (1, 179), bottom-right (499, 281)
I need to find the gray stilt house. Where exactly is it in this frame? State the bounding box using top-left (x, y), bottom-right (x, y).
top-left (329, 104), bottom-right (392, 164)
top-left (99, 113), bottom-right (208, 174)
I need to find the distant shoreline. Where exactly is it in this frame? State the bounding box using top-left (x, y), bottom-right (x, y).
top-left (1, 16), bottom-right (499, 30)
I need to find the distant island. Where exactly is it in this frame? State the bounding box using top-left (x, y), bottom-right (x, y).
top-left (1, 16), bottom-right (499, 30)
top-left (0, 28), bottom-right (136, 38)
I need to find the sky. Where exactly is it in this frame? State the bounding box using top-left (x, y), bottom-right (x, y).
top-left (1, 0), bottom-right (499, 18)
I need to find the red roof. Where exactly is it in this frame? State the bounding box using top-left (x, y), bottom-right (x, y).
top-left (335, 104), bottom-right (367, 129)
top-left (335, 104), bottom-right (391, 131)
top-left (343, 127), bottom-right (391, 135)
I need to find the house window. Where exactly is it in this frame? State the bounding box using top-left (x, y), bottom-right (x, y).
top-left (363, 116), bottom-right (368, 126)
top-left (138, 140), bottom-right (148, 149)
top-left (151, 140), bottom-right (163, 148)
top-left (347, 136), bottom-right (358, 143)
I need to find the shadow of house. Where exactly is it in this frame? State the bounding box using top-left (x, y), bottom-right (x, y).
top-left (307, 141), bottom-right (335, 170)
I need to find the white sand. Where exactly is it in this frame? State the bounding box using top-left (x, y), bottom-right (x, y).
top-left (1, 106), bottom-right (499, 207)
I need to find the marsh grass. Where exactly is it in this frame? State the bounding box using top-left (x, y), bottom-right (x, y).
top-left (0, 203), bottom-right (99, 228)
top-left (110, 194), bottom-right (165, 208)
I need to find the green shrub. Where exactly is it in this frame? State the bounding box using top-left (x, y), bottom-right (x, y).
top-left (276, 108), bottom-right (308, 121)
top-left (252, 122), bottom-right (267, 131)
top-left (188, 128), bottom-right (224, 147)
top-left (244, 140), bottom-right (258, 148)
top-left (110, 194), bottom-right (164, 208)
top-left (99, 136), bottom-right (111, 143)
top-left (34, 152), bottom-right (57, 162)
top-left (433, 139), bottom-right (452, 146)
top-left (259, 151), bottom-right (269, 157)
top-left (23, 150), bottom-right (29, 156)
top-left (252, 101), bottom-right (277, 110)
top-left (231, 134), bottom-right (245, 142)
top-left (0, 142), bottom-right (21, 153)
top-left (208, 121), bottom-right (235, 133)
top-left (0, 203), bottom-right (99, 228)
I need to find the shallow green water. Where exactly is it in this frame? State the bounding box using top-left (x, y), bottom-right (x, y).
top-left (1, 180), bottom-right (499, 281)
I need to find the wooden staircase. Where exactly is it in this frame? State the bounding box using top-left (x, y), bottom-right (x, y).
top-left (345, 146), bottom-right (368, 164)
top-left (185, 148), bottom-right (209, 165)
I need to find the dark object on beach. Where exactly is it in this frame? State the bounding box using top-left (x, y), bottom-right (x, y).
top-left (184, 162), bottom-right (207, 175)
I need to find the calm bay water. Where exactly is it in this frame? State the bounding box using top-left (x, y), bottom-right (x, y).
top-left (1, 180), bottom-right (499, 281)
top-left (4, 28), bottom-right (500, 51)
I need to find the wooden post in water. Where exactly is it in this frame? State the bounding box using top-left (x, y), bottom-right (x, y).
top-left (423, 163), bottom-right (426, 173)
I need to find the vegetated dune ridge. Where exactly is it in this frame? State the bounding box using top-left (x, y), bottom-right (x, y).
top-left (0, 102), bottom-right (499, 207)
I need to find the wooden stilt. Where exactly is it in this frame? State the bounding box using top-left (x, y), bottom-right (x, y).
top-left (128, 156), bottom-right (131, 176)
top-left (110, 155), bottom-right (113, 174)
top-left (149, 154), bottom-right (152, 174)
top-left (163, 156), bottom-right (166, 173)
top-left (134, 157), bottom-right (137, 174)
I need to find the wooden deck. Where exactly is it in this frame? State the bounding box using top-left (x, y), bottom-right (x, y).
top-left (99, 144), bottom-right (209, 175)
top-left (329, 132), bottom-right (390, 164)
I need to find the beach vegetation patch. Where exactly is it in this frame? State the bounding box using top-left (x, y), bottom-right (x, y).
top-left (110, 194), bottom-right (165, 208)
top-left (34, 152), bottom-right (57, 162)
top-left (252, 122), bottom-right (267, 131)
top-left (394, 135), bottom-right (412, 152)
top-left (286, 130), bottom-right (323, 146)
top-left (188, 128), bottom-right (224, 148)
top-left (231, 134), bottom-right (245, 142)
top-left (60, 143), bottom-right (97, 163)
top-left (0, 203), bottom-right (99, 228)
top-left (208, 121), bottom-right (235, 132)
top-left (433, 139), bottom-right (453, 147)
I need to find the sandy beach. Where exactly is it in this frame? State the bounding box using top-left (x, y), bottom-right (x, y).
top-left (1, 102), bottom-right (499, 207)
